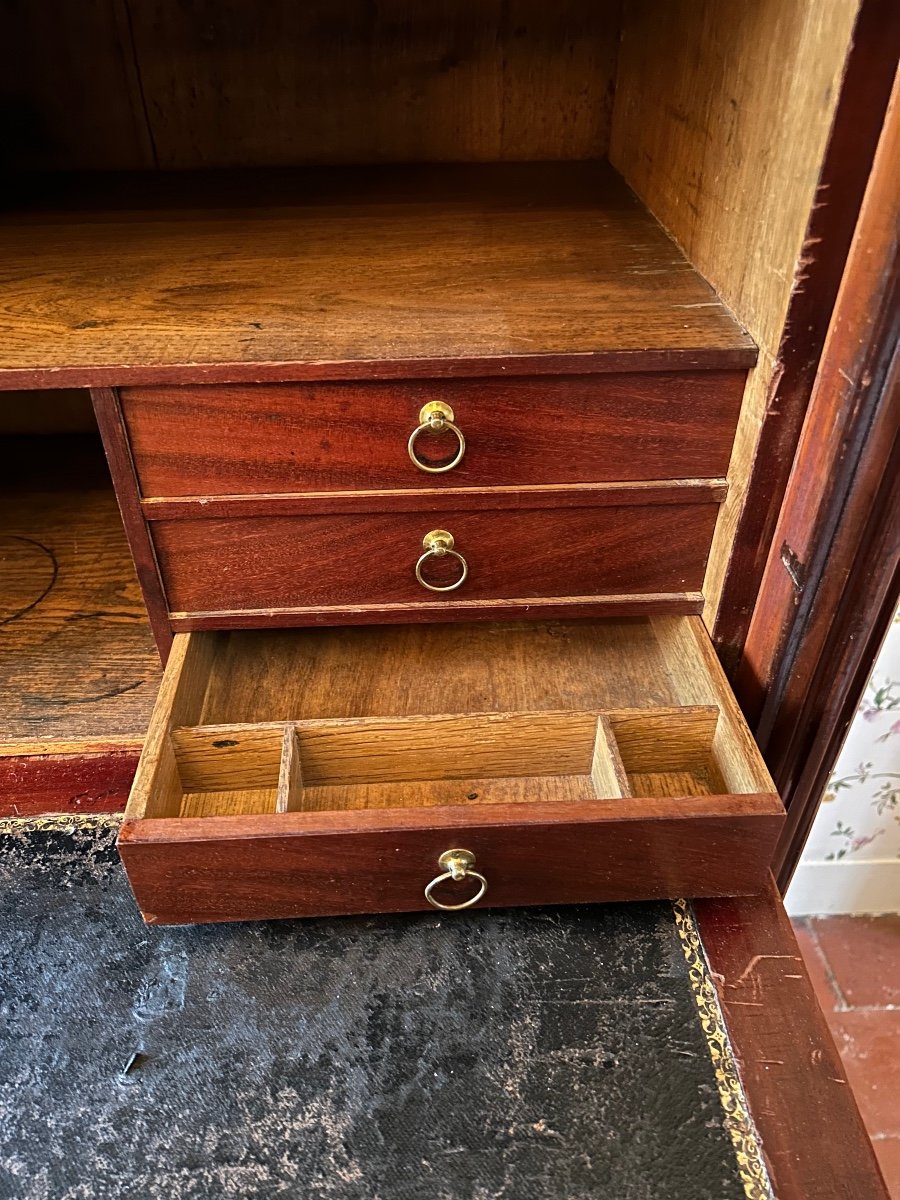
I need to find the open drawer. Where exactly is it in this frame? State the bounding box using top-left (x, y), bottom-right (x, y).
top-left (118, 616), bottom-right (784, 923)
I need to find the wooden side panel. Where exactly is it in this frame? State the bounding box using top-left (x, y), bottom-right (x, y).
top-left (152, 503), bottom-right (720, 614)
top-left (610, 0), bottom-right (861, 630)
top-left (713, 0), bottom-right (900, 667)
top-left (651, 616), bottom-right (777, 796)
top-left (125, 633), bottom-right (221, 820)
top-left (121, 373), bottom-right (746, 496)
top-left (91, 389), bottom-right (173, 659)
top-left (739, 64), bottom-right (900, 724)
top-left (695, 880), bottom-right (890, 1200)
top-left (118, 798), bottom-right (784, 924)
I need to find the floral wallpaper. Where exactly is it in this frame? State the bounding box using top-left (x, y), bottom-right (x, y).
top-left (789, 606), bottom-right (900, 914)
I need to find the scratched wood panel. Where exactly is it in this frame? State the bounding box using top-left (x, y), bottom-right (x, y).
top-left (0, 437), bottom-right (161, 750)
top-left (610, 0), bottom-right (861, 626)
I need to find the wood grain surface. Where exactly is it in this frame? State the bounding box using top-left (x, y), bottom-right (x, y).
top-left (117, 616), bottom-right (783, 920)
top-left (124, 0), bottom-right (619, 168)
top-left (0, 750), bottom-right (141, 818)
top-left (0, 436), bottom-right (161, 751)
top-left (152, 502), bottom-right (720, 615)
top-left (5, 1), bottom-right (619, 172)
top-left (0, 164), bottom-right (755, 388)
top-left (695, 880), bottom-right (891, 1200)
top-left (609, 0), bottom-right (860, 636)
top-left (168, 707), bottom-right (723, 806)
top-left (121, 372), bottom-right (746, 495)
top-left (176, 619), bottom-right (725, 724)
top-left (119, 793), bottom-right (783, 924)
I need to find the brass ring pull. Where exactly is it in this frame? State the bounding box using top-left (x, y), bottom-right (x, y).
top-left (424, 849), bottom-right (488, 911)
top-left (415, 529), bottom-right (468, 593)
top-left (407, 401), bottom-right (466, 473)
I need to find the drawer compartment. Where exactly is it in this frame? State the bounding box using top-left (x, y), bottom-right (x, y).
top-left (152, 501), bottom-right (719, 619)
top-left (120, 373), bottom-right (746, 496)
top-left (118, 616), bottom-right (784, 923)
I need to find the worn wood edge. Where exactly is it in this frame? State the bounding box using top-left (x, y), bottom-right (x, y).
top-left (168, 594), bottom-right (706, 629)
top-left (694, 878), bottom-right (890, 1200)
top-left (118, 793), bottom-right (784, 844)
top-left (591, 716), bottom-right (631, 798)
top-left (0, 735), bottom-right (145, 758)
top-left (0, 347), bottom-right (759, 392)
top-left (275, 727), bottom-right (303, 814)
top-left (0, 749), bottom-right (140, 817)
top-left (90, 387), bottom-right (173, 660)
top-left (141, 479), bottom-right (729, 519)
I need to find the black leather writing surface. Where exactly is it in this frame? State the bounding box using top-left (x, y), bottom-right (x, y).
top-left (0, 820), bottom-right (752, 1200)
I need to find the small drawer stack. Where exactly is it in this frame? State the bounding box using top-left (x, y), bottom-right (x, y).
top-left (119, 370), bottom-right (746, 629)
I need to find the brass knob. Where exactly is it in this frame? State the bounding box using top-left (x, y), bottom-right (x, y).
top-left (415, 529), bottom-right (468, 593)
top-left (407, 401), bottom-right (466, 473)
top-left (424, 849), bottom-right (488, 911)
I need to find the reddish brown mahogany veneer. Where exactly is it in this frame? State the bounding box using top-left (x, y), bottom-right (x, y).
top-left (120, 373), bottom-right (746, 495)
top-left (151, 499), bottom-right (720, 621)
top-left (118, 615), bottom-right (784, 924)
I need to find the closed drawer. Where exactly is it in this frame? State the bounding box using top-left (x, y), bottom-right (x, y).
top-left (151, 499), bottom-right (719, 620)
top-left (120, 372), bottom-right (746, 496)
top-left (118, 616), bottom-right (784, 924)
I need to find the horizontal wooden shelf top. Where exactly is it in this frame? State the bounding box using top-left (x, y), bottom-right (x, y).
top-left (0, 163), bottom-right (755, 388)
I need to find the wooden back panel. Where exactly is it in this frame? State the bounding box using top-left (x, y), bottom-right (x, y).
top-left (3, 0), bottom-right (619, 170)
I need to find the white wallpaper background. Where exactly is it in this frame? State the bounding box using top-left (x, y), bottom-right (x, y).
top-left (787, 606), bottom-right (900, 915)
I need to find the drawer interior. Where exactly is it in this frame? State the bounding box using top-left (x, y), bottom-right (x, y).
top-left (154, 705), bottom-right (730, 818)
top-left (127, 616), bottom-right (776, 822)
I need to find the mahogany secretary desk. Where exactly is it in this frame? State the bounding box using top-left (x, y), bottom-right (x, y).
top-left (0, 3), bottom-right (895, 1197)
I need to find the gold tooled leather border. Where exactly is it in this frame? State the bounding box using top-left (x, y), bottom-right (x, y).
top-left (0, 813), bottom-right (121, 834)
top-left (0, 820), bottom-right (772, 1197)
top-left (674, 898), bottom-right (774, 1200)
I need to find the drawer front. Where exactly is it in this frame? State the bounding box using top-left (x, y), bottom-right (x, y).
top-left (119, 804), bottom-right (783, 924)
top-left (152, 502), bottom-right (719, 615)
top-left (121, 372), bottom-right (745, 496)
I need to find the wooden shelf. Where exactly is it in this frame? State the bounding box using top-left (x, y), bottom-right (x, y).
top-left (0, 437), bottom-right (162, 812)
top-left (0, 163), bottom-right (755, 388)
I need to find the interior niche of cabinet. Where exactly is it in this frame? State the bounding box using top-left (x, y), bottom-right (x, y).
top-left (0, 0), bottom-right (859, 629)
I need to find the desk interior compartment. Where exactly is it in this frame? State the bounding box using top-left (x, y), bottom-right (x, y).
top-left (118, 616), bottom-right (784, 923)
